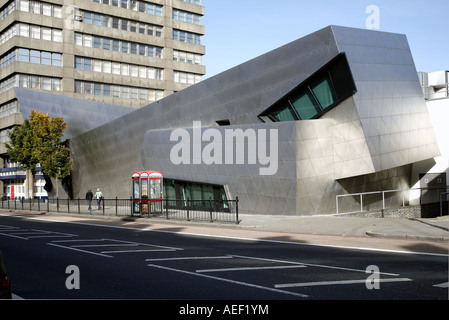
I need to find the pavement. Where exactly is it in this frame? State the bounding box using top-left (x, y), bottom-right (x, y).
top-left (236, 213), bottom-right (449, 242)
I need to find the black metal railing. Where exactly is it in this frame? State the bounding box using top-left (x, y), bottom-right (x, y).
top-left (1, 197), bottom-right (240, 224)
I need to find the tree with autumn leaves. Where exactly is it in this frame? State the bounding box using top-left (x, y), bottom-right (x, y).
top-left (6, 111), bottom-right (72, 199)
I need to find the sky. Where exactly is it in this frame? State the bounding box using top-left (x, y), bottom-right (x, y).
top-left (201, 0), bottom-right (449, 79)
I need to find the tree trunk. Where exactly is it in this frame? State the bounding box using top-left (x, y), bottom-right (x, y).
top-left (26, 170), bottom-right (34, 206)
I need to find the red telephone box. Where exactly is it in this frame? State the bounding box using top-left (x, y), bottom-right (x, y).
top-left (132, 171), bottom-right (163, 215)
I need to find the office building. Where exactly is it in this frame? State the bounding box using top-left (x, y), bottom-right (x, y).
top-left (0, 0), bottom-right (205, 199)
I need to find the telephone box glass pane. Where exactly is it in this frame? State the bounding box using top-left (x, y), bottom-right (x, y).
top-left (141, 179), bottom-right (148, 199)
top-left (150, 179), bottom-right (161, 199)
top-left (133, 180), bottom-right (140, 199)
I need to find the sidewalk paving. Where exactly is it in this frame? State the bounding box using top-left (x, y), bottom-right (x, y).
top-left (236, 214), bottom-right (449, 242)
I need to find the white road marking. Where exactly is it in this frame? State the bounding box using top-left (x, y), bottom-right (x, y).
top-left (101, 249), bottom-right (177, 254)
top-left (0, 227), bottom-right (76, 240)
top-left (145, 256), bottom-right (233, 262)
top-left (197, 265), bottom-right (306, 273)
top-left (48, 242), bottom-right (113, 258)
top-left (433, 282), bottom-right (448, 288)
top-left (147, 263), bottom-right (309, 298)
top-left (48, 238), bottom-right (182, 257)
top-left (275, 278), bottom-right (413, 289)
top-left (231, 254), bottom-right (400, 276)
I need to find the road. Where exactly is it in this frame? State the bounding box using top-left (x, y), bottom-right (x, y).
top-left (0, 212), bottom-right (447, 302)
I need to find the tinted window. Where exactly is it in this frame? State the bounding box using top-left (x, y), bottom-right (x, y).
top-left (260, 53), bottom-right (357, 122)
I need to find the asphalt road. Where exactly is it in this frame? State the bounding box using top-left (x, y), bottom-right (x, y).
top-left (0, 213), bottom-right (447, 302)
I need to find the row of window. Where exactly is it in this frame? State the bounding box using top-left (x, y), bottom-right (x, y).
top-left (0, 74), bottom-right (62, 94)
top-left (89, 0), bottom-right (163, 16)
top-left (179, 0), bottom-right (201, 5)
top-left (173, 29), bottom-right (202, 45)
top-left (1, 0), bottom-right (201, 26)
top-left (0, 100), bottom-right (19, 121)
top-left (13, 48), bottom-right (61, 67)
top-left (172, 9), bottom-right (201, 25)
top-left (1, 50), bottom-right (200, 84)
top-left (173, 50), bottom-right (202, 65)
top-left (0, 128), bottom-right (12, 144)
top-left (74, 32), bottom-right (163, 58)
top-left (261, 53), bottom-right (357, 122)
top-left (0, 23), bottom-right (62, 45)
top-left (174, 71), bottom-right (202, 85)
top-left (75, 80), bottom-right (163, 102)
top-left (82, 10), bottom-right (162, 38)
top-left (75, 56), bottom-right (163, 80)
top-left (0, 50), bottom-right (18, 69)
top-left (2, 49), bottom-right (201, 72)
top-left (1, 0), bottom-right (62, 20)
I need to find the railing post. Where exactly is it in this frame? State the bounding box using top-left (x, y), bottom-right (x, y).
top-left (115, 196), bottom-right (118, 216)
top-left (360, 194), bottom-right (363, 213)
top-left (235, 196), bottom-right (239, 224)
top-left (102, 198), bottom-right (105, 215)
top-left (67, 198), bottom-right (70, 213)
top-left (336, 196), bottom-right (339, 214)
top-left (186, 198), bottom-right (190, 221)
top-left (165, 198), bottom-right (169, 219)
top-left (402, 190), bottom-right (405, 207)
top-left (209, 197), bottom-right (213, 222)
top-left (77, 197), bottom-right (80, 214)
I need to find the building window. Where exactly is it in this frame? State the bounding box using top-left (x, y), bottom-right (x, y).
top-left (75, 80), bottom-right (163, 102)
top-left (179, 0), bottom-right (201, 5)
top-left (0, 74), bottom-right (62, 93)
top-left (75, 56), bottom-right (164, 80)
top-left (7, 1), bottom-right (62, 19)
top-left (174, 71), bottom-right (202, 84)
top-left (74, 33), bottom-right (163, 59)
top-left (173, 9), bottom-right (202, 25)
top-left (173, 50), bottom-right (202, 65)
top-left (1, 48), bottom-right (62, 68)
top-left (0, 100), bottom-right (20, 119)
top-left (2, 23), bottom-right (63, 42)
top-left (259, 53), bottom-right (357, 122)
top-left (89, 0), bottom-right (162, 16)
top-left (173, 29), bottom-right (202, 45)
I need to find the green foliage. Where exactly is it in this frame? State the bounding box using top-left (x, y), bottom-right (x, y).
top-left (6, 118), bottom-right (38, 171)
top-left (6, 110), bottom-right (72, 180)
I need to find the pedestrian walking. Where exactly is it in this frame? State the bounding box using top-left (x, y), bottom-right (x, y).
top-left (86, 189), bottom-right (93, 211)
top-left (95, 188), bottom-right (103, 210)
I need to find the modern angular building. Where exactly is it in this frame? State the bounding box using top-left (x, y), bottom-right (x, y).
top-left (0, 0), bottom-right (205, 199)
top-left (0, 25), bottom-right (444, 216)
